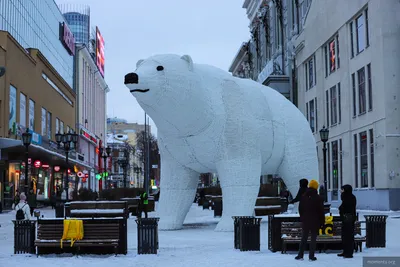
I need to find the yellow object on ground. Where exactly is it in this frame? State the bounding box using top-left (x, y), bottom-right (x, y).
top-left (60, 219), bottom-right (84, 248)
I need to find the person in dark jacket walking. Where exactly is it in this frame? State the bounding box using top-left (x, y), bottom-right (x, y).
top-left (337, 184), bottom-right (357, 258)
top-left (290, 178), bottom-right (308, 204)
top-left (295, 179), bottom-right (325, 261)
top-left (27, 189), bottom-right (37, 216)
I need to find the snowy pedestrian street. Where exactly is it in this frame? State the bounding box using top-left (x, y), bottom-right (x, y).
top-left (1, 204), bottom-right (399, 267)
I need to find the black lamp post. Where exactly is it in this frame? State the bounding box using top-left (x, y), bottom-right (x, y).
top-left (118, 157), bottom-right (129, 189)
top-left (134, 166), bottom-right (142, 188)
top-left (55, 130), bottom-right (78, 201)
top-left (319, 125), bottom-right (330, 203)
top-left (99, 145), bottom-right (112, 189)
top-left (22, 128), bottom-right (32, 194)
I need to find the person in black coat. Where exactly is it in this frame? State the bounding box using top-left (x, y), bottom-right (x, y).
top-left (295, 179), bottom-right (325, 261)
top-left (290, 178), bottom-right (309, 204)
top-left (338, 184), bottom-right (357, 258)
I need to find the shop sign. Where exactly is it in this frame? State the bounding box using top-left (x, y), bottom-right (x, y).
top-left (28, 129), bottom-right (42, 145)
top-left (33, 160), bottom-right (41, 168)
top-left (54, 166), bottom-right (60, 172)
top-left (77, 172), bottom-right (84, 178)
top-left (28, 158), bottom-right (32, 164)
top-left (80, 128), bottom-right (98, 145)
top-left (42, 164), bottom-right (50, 169)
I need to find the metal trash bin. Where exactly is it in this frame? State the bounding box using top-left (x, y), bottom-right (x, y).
top-left (55, 202), bottom-right (64, 218)
top-left (238, 217), bottom-right (262, 251)
top-left (136, 218), bottom-right (159, 254)
top-left (13, 220), bottom-right (36, 254)
top-left (232, 216), bottom-right (257, 250)
top-left (364, 215), bottom-right (388, 248)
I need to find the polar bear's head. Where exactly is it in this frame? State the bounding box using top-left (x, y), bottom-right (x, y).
top-left (124, 54), bottom-right (209, 136)
top-left (124, 54), bottom-right (198, 104)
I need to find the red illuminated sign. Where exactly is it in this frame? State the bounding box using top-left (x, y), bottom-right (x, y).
top-left (80, 128), bottom-right (98, 145)
top-left (96, 27), bottom-right (105, 77)
top-left (34, 160), bottom-right (41, 168)
top-left (42, 164), bottom-right (50, 169)
top-left (60, 22), bottom-right (75, 56)
top-left (54, 166), bottom-right (61, 172)
top-left (68, 169), bottom-right (71, 174)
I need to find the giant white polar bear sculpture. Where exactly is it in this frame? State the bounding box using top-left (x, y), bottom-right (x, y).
top-left (124, 54), bottom-right (318, 231)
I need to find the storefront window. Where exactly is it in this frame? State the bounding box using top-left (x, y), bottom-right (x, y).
top-left (3, 163), bottom-right (22, 209)
top-left (33, 169), bottom-right (51, 200)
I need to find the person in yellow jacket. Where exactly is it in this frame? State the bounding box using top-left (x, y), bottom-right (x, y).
top-left (139, 191), bottom-right (148, 218)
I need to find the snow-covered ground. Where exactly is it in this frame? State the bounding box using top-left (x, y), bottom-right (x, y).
top-left (1, 204), bottom-right (399, 267)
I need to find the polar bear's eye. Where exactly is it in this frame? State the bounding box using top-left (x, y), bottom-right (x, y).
top-left (156, 66), bottom-right (164, 71)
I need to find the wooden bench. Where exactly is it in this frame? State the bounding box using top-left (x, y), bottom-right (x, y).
top-left (65, 201), bottom-right (128, 218)
top-left (254, 197), bottom-right (286, 216)
top-left (35, 219), bottom-right (120, 256)
top-left (281, 221), bottom-right (366, 254)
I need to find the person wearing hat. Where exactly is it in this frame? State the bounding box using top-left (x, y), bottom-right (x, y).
top-left (295, 179), bottom-right (325, 261)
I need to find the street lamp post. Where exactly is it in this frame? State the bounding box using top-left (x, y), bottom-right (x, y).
top-left (134, 167), bottom-right (142, 188)
top-left (99, 146), bottom-right (112, 189)
top-left (22, 128), bottom-right (32, 194)
top-left (118, 157), bottom-right (128, 189)
top-left (319, 125), bottom-right (330, 203)
top-left (55, 131), bottom-right (78, 201)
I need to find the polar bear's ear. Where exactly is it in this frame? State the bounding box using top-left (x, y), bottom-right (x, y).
top-left (181, 55), bottom-right (193, 71)
top-left (136, 59), bottom-right (144, 69)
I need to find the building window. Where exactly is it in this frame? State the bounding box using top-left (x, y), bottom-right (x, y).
top-left (369, 129), bottom-right (374, 187)
top-left (330, 86), bottom-right (337, 125)
top-left (29, 99), bottom-right (35, 131)
top-left (331, 140), bottom-right (339, 200)
top-left (339, 139), bottom-right (343, 188)
top-left (67, 126), bottom-right (71, 134)
top-left (305, 55), bottom-right (316, 90)
top-left (324, 35), bottom-right (339, 76)
top-left (358, 67), bottom-right (366, 114)
top-left (354, 134), bottom-right (358, 188)
top-left (315, 97), bottom-right (318, 131)
top-left (338, 83), bottom-right (341, 123)
top-left (352, 73), bottom-right (356, 117)
top-left (56, 118), bottom-right (60, 134)
top-left (350, 8), bottom-right (369, 57)
top-left (329, 39), bottom-right (336, 73)
top-left (325, 90), bottom-right (329, 127)
top-left (309, 99), bottom-right (315, 132)
top-left (60, 120), bottom-right (64, 134)
top-left (349, 21), bottom-right (354, 58)
top-left (306, 101), bottom-right (309, 126)
top-left (47, 112), bottom-right (52, 139)
top-left (19, 93), bottom-right (27, 128)
top-left (41, 108), bottom-right (47, 136)
top-left (327, 142), bottom-right (331, 190)
top-left (367, 64), bottom-right (372, 111)
top-left (360, 131), bottom-right (368, 188)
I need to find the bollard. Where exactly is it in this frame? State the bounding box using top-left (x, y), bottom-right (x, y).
top-left (13, 220), bottom-right (36, 254)
top-left (364, 215), bottom-right (388, 248)
top-left (136, 218), bottom-right (159, 254)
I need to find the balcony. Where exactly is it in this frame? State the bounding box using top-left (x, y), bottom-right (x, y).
top-left (257, 56), bottom-right (290, 97)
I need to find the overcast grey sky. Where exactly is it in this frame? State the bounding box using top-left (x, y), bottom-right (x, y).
top-left (56, 0), bottom-right (250, 135)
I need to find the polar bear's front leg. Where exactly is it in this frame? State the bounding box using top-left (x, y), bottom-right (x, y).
top-left (157, 158), bottom-right (199, 230)
top-left (214, 158), bottom-right (261, 232)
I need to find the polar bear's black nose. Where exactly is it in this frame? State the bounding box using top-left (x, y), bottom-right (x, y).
top-left (124, 73), bottom-right (139, 84)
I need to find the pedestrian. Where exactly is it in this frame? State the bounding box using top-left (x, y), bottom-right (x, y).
top-left (15, 193), bottom-right (31, 220)
top-left (12, 189), bottom-right (20, 209)
top-left (337, 184), bottom-right (357, 258)
top-left (290, 178), bottom-right (308, 204)
top-left (295, 179), bottom-right (325, 261)
top-left (138, 191), bottom-right (149, 218)
top-left (27, 188), bottom-right (37, 216)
